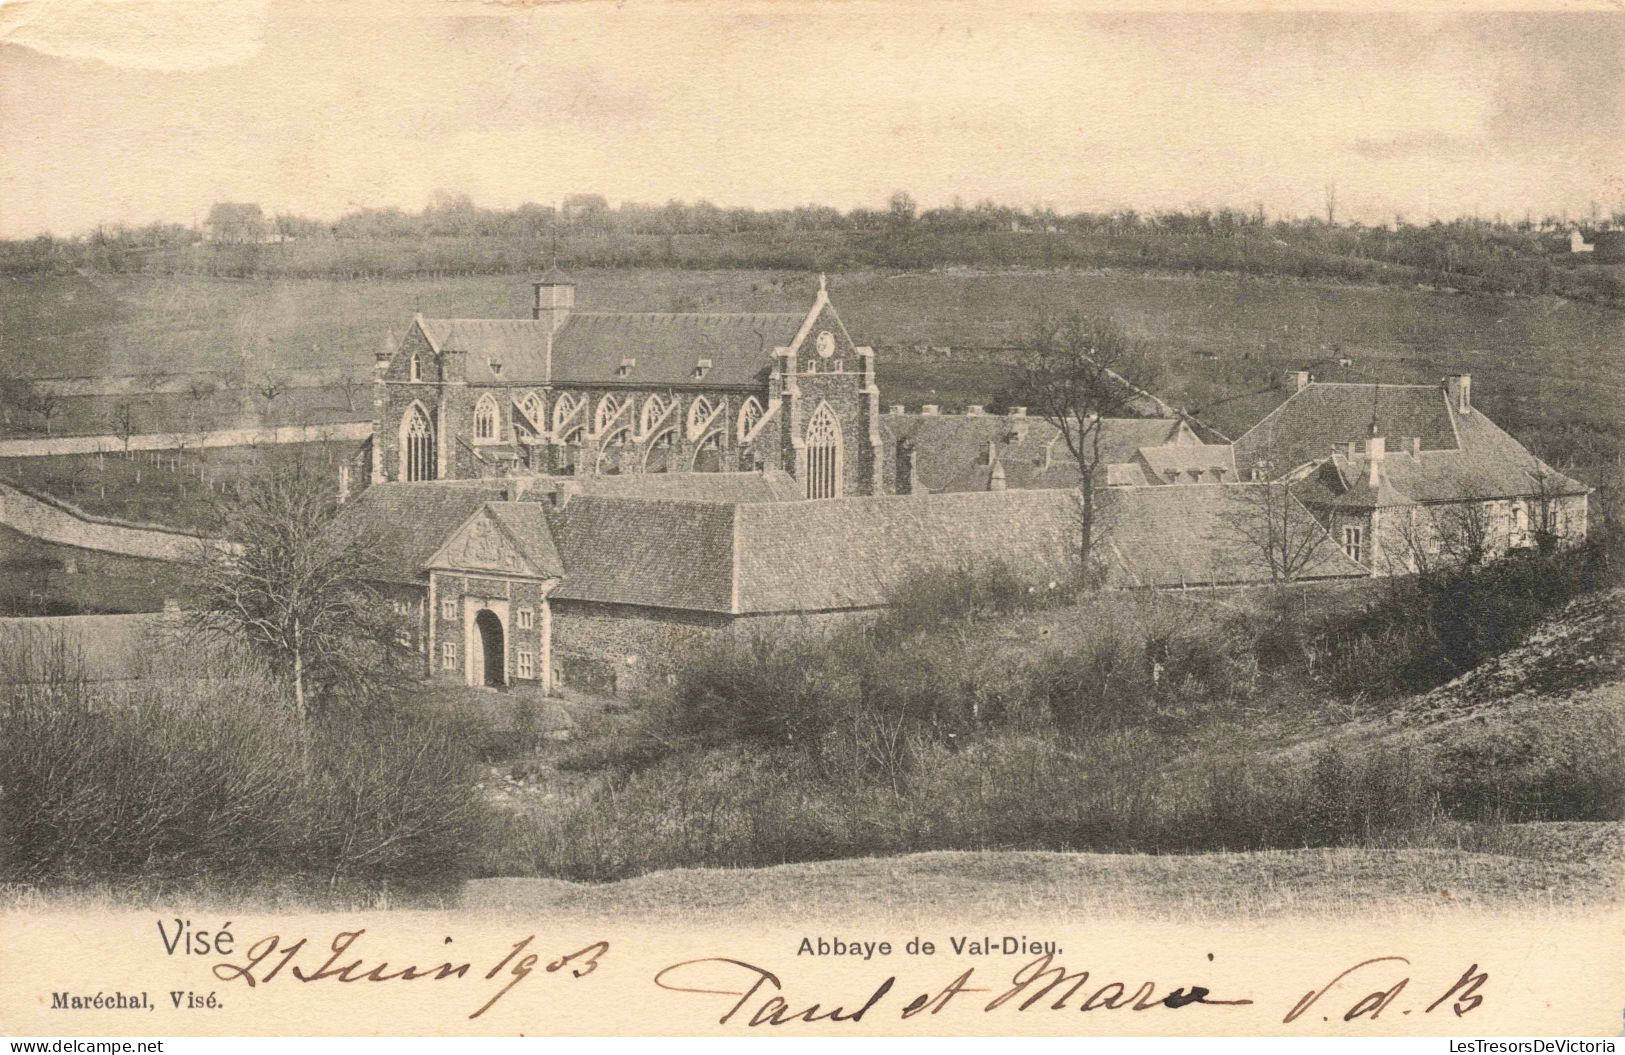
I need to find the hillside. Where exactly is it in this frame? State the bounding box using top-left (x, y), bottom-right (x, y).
top-left (4, 268), bottom-right (1621, 462)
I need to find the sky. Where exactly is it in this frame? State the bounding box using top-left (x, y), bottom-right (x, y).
top-left (1, 0), bottom-right (1621, 238)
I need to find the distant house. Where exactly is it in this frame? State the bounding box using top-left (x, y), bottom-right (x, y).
top-left (1568, 228), bottom-right (1625, 262)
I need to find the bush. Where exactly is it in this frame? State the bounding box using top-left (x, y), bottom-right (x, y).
top-left (0, 638), bottom-right (489, 887)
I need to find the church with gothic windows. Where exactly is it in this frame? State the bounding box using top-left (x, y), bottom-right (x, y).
top-left (370, 270), bottom-right (882, 500)
top-left (348, 273), bottom-right (1558, 697)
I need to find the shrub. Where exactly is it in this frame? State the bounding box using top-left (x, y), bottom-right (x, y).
top-left (0, 636), bottom-right (489, 887)
top-left (1030, 630), bottom-right (1153, 734)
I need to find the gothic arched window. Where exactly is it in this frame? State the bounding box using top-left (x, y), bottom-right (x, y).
top-left (641, 395), bottom-right (669, 435)
top-left (473, 395), bottom-right (499, 442)
top-left (804, 402), bottom-right (842, 499)
top-left (738, 397), bottom-right (763, 442)
top-left (409, 353), bottom-right (421, 382)
top-left (687, 396), bottom-right (716, 434)
top-left (552, 393), bottom-right (580, 436)
top-left (516, 391), bottom-right (545, 436)
top-left (401, 403), bottom-right (435, 482)
top-left (595, 395), bottom-right (626, 435)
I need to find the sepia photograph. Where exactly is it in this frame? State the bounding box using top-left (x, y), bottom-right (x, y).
top-left (0, 0), bottom-right (1620, 1041)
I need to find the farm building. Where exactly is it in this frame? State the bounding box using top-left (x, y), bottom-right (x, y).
top-left (1230, 374), bottom-right (1590, 574)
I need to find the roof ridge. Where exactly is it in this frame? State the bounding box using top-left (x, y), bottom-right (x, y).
top-left (569, 311), bottom-right (804, 319)
top-left (1308, 381), bottom-right (1440, 389)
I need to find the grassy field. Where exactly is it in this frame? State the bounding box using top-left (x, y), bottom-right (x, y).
top-left (0, 439), bottom-right (361, 533)
top-left (5, 267), bottom-right (1621, 460)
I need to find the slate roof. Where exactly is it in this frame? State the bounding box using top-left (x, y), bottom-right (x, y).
top-left (1100, 485), bottom-right (1370, 588)
top-left (1234, 383), bottom-right (1459, 476)
top-left (536, 470), bottom-right (802, 504)
top-left (415, 312), bottom-right (804, 387)
top-left (482, 504), bottom-right (566, 577)
top-left (733, 490), bottom-right (1078, 612)
top-left (539, 490), bottom-right (1079, 614)
top-left (331, 482), bottom-right (510, 583)
top-left (544, 496), bottom-right (739, 612)
top-left (1235, 380), bottom-right (1589, 508)
top-left (1294, 415), bottom-right (1590, 509)
top-left (552, 313), bottom-right (802, 387)
top-left (1136, 443), bottom-right (1238, 482)
top-left (881, 413), bottom-right (1190, 492)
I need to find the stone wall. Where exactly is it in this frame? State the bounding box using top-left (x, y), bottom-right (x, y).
top-left (0, 482), bottom-right (219, 562)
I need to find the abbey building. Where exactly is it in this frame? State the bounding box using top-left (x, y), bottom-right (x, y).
top-left (371, 270), bottom-right (881, 499)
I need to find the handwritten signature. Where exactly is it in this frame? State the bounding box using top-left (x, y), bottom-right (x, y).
top-left (654, 953), bottom-right (1488, 1027)
top-left (207, 930), bottom-right (1489, 1028)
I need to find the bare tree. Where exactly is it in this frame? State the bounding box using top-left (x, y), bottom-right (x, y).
top-left (1009, 312), bottom-right (1158, 580)
top-left (257, 373), bottom-right (284, 409)
top-left (187, 459), bottom-right (409, 723)
top-left (31, 389), bottom-right (59, 437)
top-left (112, 402), bottom-right (136, 457)
top-left (1526, 468), bottom-right (1570, 555)
top-left (1220, 482), bottom-right (1334, 582)
top-left (1432, 499), bottom-right (1493, 569)
top-left (0, 378), bottom-right (38, 431)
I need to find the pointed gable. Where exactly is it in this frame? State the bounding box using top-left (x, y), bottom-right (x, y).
top-left (426, 504), bottom-right (563, 579)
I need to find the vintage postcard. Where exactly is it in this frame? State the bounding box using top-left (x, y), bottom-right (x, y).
top-left (0, 0), bottom-right (1621, 1041)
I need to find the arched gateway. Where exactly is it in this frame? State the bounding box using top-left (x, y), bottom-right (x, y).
top-left (474, 609), bottom-right (505, 687)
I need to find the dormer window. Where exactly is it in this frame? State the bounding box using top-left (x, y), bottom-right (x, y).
top-left (488, 358), bottom-right (503, 377)
top-left (693, 358), bottom-right (712, 380)
top-left (617, 357), bottom-right (636, 377)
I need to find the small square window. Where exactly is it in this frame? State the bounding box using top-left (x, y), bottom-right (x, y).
top-left (517, 607), bottom-right (534, 630)
top-left (516, 649), bottom-right (534, 680)
top-left (441, 641), bottom-right (456, 671)
top-left (442, 598), bottom-right (457, 621)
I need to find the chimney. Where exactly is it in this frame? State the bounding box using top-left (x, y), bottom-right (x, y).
top-left (1444, 373), bottom-right (1471, 414)
top-left (1367, 435), bottom-right (1385, 488)
top-left (921, 404), bottom-right (939, 416)
top-left (988, 458), bottom-right (1007, 492)
top-left (966, 404), bottom-right (984, 416)
top-left (504, 478), bottom-right (531, 502)
top-left (374, 328), bottom-right (396, 372)
top-left (1410, 436), bottom-right (1422, 457)
top-left (1007, 406), bottom-right (1027, 417)
top-left (548, 479), bottom-right (580, 510)
top-left (532, 272), bottom-right (575, 332)
top-left (897, 441), bottom-right (917, 494)
top-left (888, 404), bottom-right (906, 415)
top-left (1286, 369), bottom-right (1311, 392)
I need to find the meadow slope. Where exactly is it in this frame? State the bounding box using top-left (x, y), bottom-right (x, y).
top-left (5, 268), bottom-right (1622, 450)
